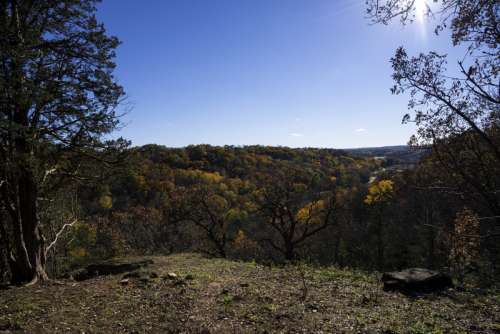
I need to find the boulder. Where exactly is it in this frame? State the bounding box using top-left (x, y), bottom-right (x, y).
top-left (68, 259), bottom-right (154, 281)
top-left (381, 268), bottom-right (452, 293)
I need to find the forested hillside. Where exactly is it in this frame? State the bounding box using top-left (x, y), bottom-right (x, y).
top-left (13, 143), bottom-right (491, 288)
top-left (43, 145), bottom-right (381, 273)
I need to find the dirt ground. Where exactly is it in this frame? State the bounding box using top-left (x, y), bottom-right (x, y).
top-left (0, 253), bottom-right (499, 333)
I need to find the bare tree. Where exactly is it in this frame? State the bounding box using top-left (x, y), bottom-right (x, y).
top-left (256, 170), bottom-right (337, 261)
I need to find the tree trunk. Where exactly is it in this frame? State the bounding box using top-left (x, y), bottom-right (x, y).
top-left (333, 236), bottom-right (341, 265)
top-left (376, 211), bottom-right (384, 270)
top-left (9, 168), bottom-right (48, 284)
top-left (284, 242), bottom-right (295, 261)
top-left (215, 240), bottom-right (226, 258)
top-left (0, 216), bottom-right (10, 283)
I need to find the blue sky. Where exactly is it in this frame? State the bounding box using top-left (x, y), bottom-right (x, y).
top-left (97, 0), bottom-right (461, 148)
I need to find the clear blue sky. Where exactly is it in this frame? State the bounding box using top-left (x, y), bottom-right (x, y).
top-left (96, 0), bottom-right (461, 148)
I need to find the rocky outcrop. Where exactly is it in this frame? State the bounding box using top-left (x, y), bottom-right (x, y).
top-left (382, 268), bottom-right (452, 293)
top-left (67, 259), bottom-right (154, 281)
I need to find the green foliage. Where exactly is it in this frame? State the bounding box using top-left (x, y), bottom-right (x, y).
top-left (66, 222), bottom-right (97, 266)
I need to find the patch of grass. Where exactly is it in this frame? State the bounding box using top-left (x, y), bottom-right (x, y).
top-left (315, 265), bottom-right (374, 283)
top-left (0, 253), bottom-right (498, 333)
top-left (262, 303), bottom-right (277, 313)
top-left (222, 292), bottom-right (234, 309)
top-left (408, 321), bottom-right (445, 334)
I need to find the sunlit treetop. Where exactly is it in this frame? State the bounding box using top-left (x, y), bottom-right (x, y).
top-left (364, 179), bottom-right (394, 205)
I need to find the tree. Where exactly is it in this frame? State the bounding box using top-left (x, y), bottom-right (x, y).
top-left (366, 0), bottom-right (499, 254)
top-left (449, 208), bottom-right (481, 281)
top-left (0, 0), bottom-right (126, 284)
top-left (163, 169), bottom-right (250, 258)
top-left (179, 176), bottom-right (250, 258)
top-left (183, 186), bottom-right (236, 258)
top-left (366, 1), bottom-right (499, 188)
top-left (364, 179), bottom-right (394, 269)
top-left (256, 170), bottom-right (337, 261)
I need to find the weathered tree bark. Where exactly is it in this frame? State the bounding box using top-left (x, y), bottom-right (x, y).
top-left (8, 168), bottom-right (48, 284)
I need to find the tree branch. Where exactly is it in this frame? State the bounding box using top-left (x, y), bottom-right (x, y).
top-left (44, 218), bottom-right (78, 257)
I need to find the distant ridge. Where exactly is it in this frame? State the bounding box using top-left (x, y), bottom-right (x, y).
top-left (344, 145), bottom-right (429, 164)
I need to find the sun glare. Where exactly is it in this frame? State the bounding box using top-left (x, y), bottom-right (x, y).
top-left (415, 0), bottom-right (426, 23)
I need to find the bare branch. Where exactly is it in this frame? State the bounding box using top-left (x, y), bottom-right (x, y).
top-left (44, 218), bottom-right (78, 257)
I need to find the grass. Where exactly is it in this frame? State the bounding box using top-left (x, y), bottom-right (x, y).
top-left (0, 253), bottom-right (499, 333)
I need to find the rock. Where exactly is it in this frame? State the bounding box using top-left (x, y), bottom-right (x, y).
top-left (382, 268), bottom-right (452, 293)
top-left (68, 259), bottom-right (154, 281)
top-left (165, 272), bottom-right (178, 280)
top-left (305, 303), bottom-right (319, 312)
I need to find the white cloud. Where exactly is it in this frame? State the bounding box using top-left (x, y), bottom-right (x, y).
top-left (290, 132), bottom-right (304, 137)
top-left (355, 128), bottom-right (366, 132)
top-left (294, 117), bottom-right (301, 122)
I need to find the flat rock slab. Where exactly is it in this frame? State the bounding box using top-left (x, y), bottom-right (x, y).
top-left (68, 259), bottom-right (154, 281)
top-left (382, 268), bottom-right (452, 293)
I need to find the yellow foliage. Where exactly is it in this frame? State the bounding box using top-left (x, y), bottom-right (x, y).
top-left (232, 229), bottom-right (260, 259)
top-left (135, 175), bottom-right (146, 188)
top-left (69, 246), bottom-right (87, 259)
top-left (67, 222), bottom-right (97, 263)
top-left (243, 200), bottom-right (258, 213)
top-left (208, 194), bottom-right (228, 210)
top-left (293, 183), bottom-right (307, 193)
top-left (233, 229), bottom-right (246, 246)
top-left (178, 169), bottom-right (224, 184)
top-left (99, 195), bottom-right (113, 209)
top-left (198, 171), bottom-right (223, 183)
top-left (364, 179), bottom-right (394, 205)
top-left (296, 200), bottom-right (326, 224)
top-left (226, 208), bottom-right (246, 221)
top-left (449, 208), bottom-right (480, 275)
